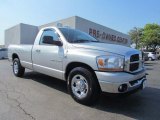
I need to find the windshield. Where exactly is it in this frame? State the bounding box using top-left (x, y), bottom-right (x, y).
top-left (59, 28), bottom-right (99, 43)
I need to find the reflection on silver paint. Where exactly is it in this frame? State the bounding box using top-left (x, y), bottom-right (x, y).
top-left (33, 63), bottom-right (64, 73)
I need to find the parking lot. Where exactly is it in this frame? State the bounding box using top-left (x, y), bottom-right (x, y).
top-left (0, 60), bottom-right (160, 120)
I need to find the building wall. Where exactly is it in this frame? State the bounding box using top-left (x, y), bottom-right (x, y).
top-left (39, 16), bottom-right (76, 29)
top-left (39, 16), bottom-right (131, 46)
top-left (75, 16), bottom-right (131, 46)
top-left (5, 16), bottom-right (131, 47)
top-left (5, 24), bottom-right (21, 48)
top-left (5, 23), bottom-right (38, 47)
top-left (20, 23), bottom-right (39, 44)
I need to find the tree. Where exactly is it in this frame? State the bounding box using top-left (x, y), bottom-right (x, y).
top-left (142, 23), bottom-right (160, 51)
top-left (128, 27), bottom-right (143, 49)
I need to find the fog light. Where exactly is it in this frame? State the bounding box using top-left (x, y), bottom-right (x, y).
top-left (118, 84), bottom-right (128, 92)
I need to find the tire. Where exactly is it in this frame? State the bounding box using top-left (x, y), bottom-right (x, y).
top-left (67, 67), bottom-right (100, 105)
top-left (13, 58), bottom-right (25, 77)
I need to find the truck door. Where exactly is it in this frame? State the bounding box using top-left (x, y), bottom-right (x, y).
top-left (32, 29), bottom-right (64, 79)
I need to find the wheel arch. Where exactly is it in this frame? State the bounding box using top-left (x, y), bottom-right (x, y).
top-left (65, 62), bottom-right (95, 79)
top-left (12, 53), bottom-right (19, 61)
top-left (65, 62), bottom-right (100, 90)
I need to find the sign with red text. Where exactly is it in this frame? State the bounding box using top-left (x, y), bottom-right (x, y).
top-left (89, 28), bottom-right (128, 44)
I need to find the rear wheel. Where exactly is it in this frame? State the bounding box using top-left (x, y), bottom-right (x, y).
top-left (13, 58), bottom-right (25, 77)
top-left (67, 67), bottom-right (100, 105)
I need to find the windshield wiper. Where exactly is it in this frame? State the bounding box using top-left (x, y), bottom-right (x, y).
top-left (72, 39), bottom-right (101, 43)
top-left (91, 40), bottom-right (100, 42)
top-left (73, 39), bottom-right (92, 43)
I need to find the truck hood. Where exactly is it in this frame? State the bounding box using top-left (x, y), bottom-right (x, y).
top-left (72, 42), bottom-right (140, 56)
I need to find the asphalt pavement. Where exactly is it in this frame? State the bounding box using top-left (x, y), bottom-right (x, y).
top-left (0, 60), bottom-right (160, 120)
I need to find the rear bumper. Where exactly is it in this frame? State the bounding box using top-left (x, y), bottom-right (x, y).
top-left (95, 69), bottom-right (147, 93)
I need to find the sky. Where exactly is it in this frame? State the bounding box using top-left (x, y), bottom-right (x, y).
top-left (0, 0), bottom-right (160, 45)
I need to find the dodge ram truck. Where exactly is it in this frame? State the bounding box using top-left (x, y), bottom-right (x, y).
top-left (8, 27), bottom-right (147, 105)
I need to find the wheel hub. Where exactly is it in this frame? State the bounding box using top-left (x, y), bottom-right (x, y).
top-left (13, 62), bottom-right (18, 74)
top-left (76, 80), bottom-right (86, 92)
top-left (71, 74), bottom-right (88, 99)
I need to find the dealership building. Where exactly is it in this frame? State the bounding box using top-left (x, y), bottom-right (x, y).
top-left (5, 16), bottom-right (131, 48)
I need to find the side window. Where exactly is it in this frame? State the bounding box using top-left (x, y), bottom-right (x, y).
top-left (40, 29), bottom-right (59, 45)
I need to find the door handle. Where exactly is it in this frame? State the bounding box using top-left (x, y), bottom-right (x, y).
top-left (35, 49), bottom-right (41, 53)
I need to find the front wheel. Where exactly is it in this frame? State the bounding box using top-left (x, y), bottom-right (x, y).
top-left (67, 67), bottom-right (100, 105)
top-left (13, 58), bottom-right (25, 77)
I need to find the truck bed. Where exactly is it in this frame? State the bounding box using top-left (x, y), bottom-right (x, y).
top-left (8, 45), bottom-right (33, 69)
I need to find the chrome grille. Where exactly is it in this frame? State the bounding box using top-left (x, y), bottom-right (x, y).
top-left (129, 54), bottom-right (140, 72)
top-left (130, 63), bottom-right (139, 71)
top-left (130, 54), bottom-right (139, 62)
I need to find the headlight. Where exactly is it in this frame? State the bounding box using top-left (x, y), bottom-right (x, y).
top-left (96, 54), bottom-right (124, 72)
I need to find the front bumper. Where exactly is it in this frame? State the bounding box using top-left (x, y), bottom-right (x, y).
top-left (95, 69), bottom-right (147, 93)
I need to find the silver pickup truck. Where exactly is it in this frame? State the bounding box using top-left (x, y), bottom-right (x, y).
top-left (8, 27), bottom-right (147, 105)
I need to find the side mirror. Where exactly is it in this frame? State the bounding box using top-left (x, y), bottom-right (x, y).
top-left (43, 36), bottom-right (63, 46)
